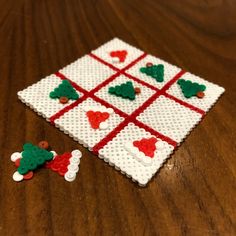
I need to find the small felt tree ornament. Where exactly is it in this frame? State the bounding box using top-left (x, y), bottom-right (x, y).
top-left (108, 81), bottom-right (136, 100)
top-left (140, 63), bottom-right (164, 82)
top-left (177, 79), bottom-right (206, 98)
top-left (49, 80), bottom-right (79, 104)
top-left (124, 137), bottom-right (166, 166)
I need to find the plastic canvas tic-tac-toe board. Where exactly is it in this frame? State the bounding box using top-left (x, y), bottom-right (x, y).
top-left (18, 38), bottom-right (225, 186)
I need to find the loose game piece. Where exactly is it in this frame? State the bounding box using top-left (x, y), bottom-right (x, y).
top-left (18, 143), bottom-right (53, 175)
top-left (11, 142), bottom-right (57, 182)
top-left (18, 38), bottom-right (225, 186)
top-left (45, 149), bottom-right (82, 182)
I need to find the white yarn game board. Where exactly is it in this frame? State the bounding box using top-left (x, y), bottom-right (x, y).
top-left (18, 38), bottom-right (225, 186)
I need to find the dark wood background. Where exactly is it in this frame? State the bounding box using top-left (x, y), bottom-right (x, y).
top-left (0, 0), bottom-right (235, 235)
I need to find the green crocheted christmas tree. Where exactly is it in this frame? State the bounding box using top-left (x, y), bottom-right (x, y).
top-left (49, 80), bottom-right (79, 101)
top-left (140, 64), bottom-right (164, 82)
top-left (108, 81), bottom-right (136, 100)
top-left (18, 143), bottom-right (54, 175)
top-left (177, 79), bottom-right (206, 98)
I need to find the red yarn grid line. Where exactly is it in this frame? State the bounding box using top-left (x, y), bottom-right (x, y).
top-left (54, 70), bottom-right (178, 150)
top-left (122, 72), bottom-right (205, 115)
top-left (90, 54), bottom-right (205, 115)
top-left (133, 119), bottom-right (177, 147)
top-left (50, 53), bottom-right (147, 124)
top-left (89, 52), bottom-right (148, 72)
top-left (89, 53), bottom-right (120, 72)
top-left (50, 71), bottom-right (121, 124)
top-left (50, 52), bottom-right (205, 155)
top-left (55, 72), bottom-right (128, 118)
top-left (92, 70), bottom-right (185, 154)
top-left (163, 93), bottom-right (205, 115)
top-left (122, 71), bottom-right (160, 91)
top-left (55, 72), bottom-right (88, 94)
top-left (55, 70), bottom-right (204, 117)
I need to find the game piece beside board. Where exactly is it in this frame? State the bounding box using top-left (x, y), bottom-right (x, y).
top-left (11, 141), bottom-right (82, 183)
top-left (17, 38), bottom-right (225, 186)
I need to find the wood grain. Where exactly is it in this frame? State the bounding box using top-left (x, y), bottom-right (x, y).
top-left (0, 0), bottom-right (235, 235)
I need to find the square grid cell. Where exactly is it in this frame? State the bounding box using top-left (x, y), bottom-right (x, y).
top-left (59, 55), bottom-right (115, 91)
top-left (91, 38), bottom-right (144, 69)
top-left (54, 98), bottom-right (124, 149)
top-left (166, 72), bottom-right (225, 112)
top-left (95, 74), bottom-right (156, 115)
top-left (126, 54), bottom-right (181, 90)
top-left (137, 95), bottom-right (203, 143)
top-left (99, 123), bottom-right (174, 186)
top-left (18, 38), bottom-right (225, 186)
top-left (18, 74), bottom-right (83, 120)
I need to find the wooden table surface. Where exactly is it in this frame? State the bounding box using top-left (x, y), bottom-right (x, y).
top-left (0, 0), bottom-right (235, 235)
